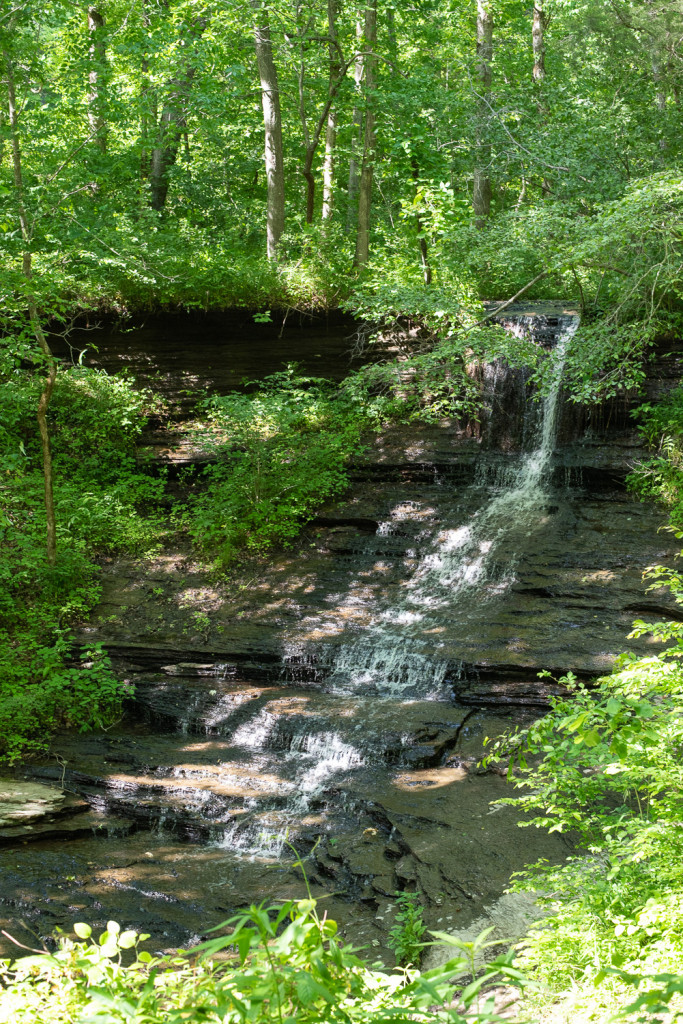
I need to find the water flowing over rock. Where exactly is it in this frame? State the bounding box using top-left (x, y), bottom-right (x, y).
top-left (2, 307), bottom-right (680, 961)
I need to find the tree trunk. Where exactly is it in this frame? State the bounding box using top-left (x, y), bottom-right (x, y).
top-left (149, 76), bottom-right (193, 210)
top-left (149, 15), bottom-right (206, 211)
top-left (472, 0), bottom-right (493, 228)
top-left (87, 7), bottom-right (107, 152)
top-left (303, 162), bottom-right (316, 223)
top-left (252, 1), bottom-right (285, 259)
top-left (298, 0), bottom-right (349, 227)
top-left (354, 2), bottom-right (377, 266)
top-left (653, 57), bottom-right (668, 151)
top-left (386, 8), bottom-right (397, 59)
top-left (532, 4), bottom-right (546, 82)
top-left (532, 4), bottom-right (551, 195)
top-left (411, 159), bottom-right (432, 286)
top-left (5, 51), bottom-right (57, 566)
top-left (140, 0), bottom-right (156, 181)
top-left (346, 19), bottom-right (364, 233)
top-left (322, 0), bottom-right (341, 222)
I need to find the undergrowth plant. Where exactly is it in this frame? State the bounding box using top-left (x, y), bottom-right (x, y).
top-left (628, 384), bottom-right (683, 524)
top-left (482, 558), bottom-right (683, 1021)
top-left (0, 901), bottom-right (528, 1024)
top-left (0, 359), bottom-right (168, 761)
top-left (388, 890), bottom-right (427, 968)
top-left (186, 367), bottom-right (367, 563)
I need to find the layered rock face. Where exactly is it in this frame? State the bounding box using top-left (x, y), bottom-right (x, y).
top-left (2, 306), bottom-right (680, 960)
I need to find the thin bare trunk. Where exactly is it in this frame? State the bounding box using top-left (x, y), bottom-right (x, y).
top-left (354, 1), bottom-right (377, 266)
top-left (411, 159), bottom-right (431, 286)
top-left (346, 19), bottom-right (363, 233)
top-left (140, 0), bottom-right (156, 180)
top-left (87, 7), bottom-right (107, 152)
top-left (473, 0), bottom-right (493, 228)
top-left (252, 1), bottom-right (285, 258)
top-left (303, 166), bottom-right (315, 222)
top-left (296, 20), bottom-right (316, 225)
top-left (5, 52), bottom-right (57, 565)
top-left (298, 0), bottom-right (350, 226)
top-left (653, 57), bottom-right (668, 151)
top-left (532, 4), bottom-right (546, 82)
top-left (532, 4), bottom-right (551, 195)
top-left (322, 0), bottom-right (341, 221)
top-left (149, 77), bottom-right (193, 209)
top-left (470, 270), bottom-right (548, 329)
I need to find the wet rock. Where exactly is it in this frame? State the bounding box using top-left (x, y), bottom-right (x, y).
top-left (422, 891), bottom-right (546, 972)
top-left (0, 779), bottom-right (68, 826)
top-left (0, 782), bottom-right (97, 845)
top-left (0, 810), bottom-right (132, 846)
top-left (16, 309), bottom-right (680, 963)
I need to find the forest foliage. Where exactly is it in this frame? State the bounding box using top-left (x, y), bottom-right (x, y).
top-left (3, 0), bottom-right (683, 1021)
top-left (1, 0), bottom-right (683, 359)
top-left (0, 895), bottom-right (528, 1024)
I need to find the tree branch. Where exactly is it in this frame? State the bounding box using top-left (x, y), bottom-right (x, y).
top-left (468, 271), bottom-right (549, 330)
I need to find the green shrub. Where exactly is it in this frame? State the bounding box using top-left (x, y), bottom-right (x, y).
top-left (483, 566), bottom-right (683, 1018)
top-left (342, 344), bottom-right (484, 428)
top-left (628, 385), bottom-right (683, 524)
top-left (187, 369), bottom-right (366, 562)
top-left (0, 363), bottom-right (165, 761)
top-left (388, 891), bottom-right (427, 967)
top-left (0, 900), bottom-right (528, 1024)
top-left (0, 640), bottom-right (128, 762)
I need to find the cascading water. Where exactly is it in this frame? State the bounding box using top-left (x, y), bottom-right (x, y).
top-left (14, 307), bottom-right (678, 954)
top-left (321, 315), bottom-right (578, 698)
top-left (64, 315), bottom-right (578, 863)
top-left (211, 315), bottom-right (578, 855)
top-left (413, 315), bottom-right (575, 594)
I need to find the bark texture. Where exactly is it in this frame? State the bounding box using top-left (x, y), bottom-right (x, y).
top-left (87, 7), bottom-right (107, 152)
top-left (354, 2), bottom-right (377, 266)
top-left (412, 159), bottom-right (432, 286)
top-left (322, 0), bottom-right (341, 221)
top-left (252, 1), bottom-right (285, 258)
top-left (139, 0), bottom-right (157, 181)
top-left (346, 19), bottom-right (364, 233)
top-left (149, 16), bottom-right (206, 211)
top-left (473, 0), bottom-right (493, 228)
top-left (532, 4), bottom-right (546, 82)
top-left (653, 57), bottom-right (669, 151)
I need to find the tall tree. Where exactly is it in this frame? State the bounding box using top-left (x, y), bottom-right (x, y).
top-left (252, 0), bottom-right (285, 258)
top-left (87, 6), bottom-right (107, 153)
top-left (322, 0), bottom-right (341, 221)
top-left (346, 17), bottom-right (364, 233)
top-left (149, 13), bottom-right (207, 211)
top-left (411, 159), bottom-right (432, 285)
top-left (472, 0), bottom-right (493, 227)
top-left (532, 4), bottom-right (546, 82)
top-left (139, 0), bottom-right (157, 182)
top-left (295, 1), bottom-right (349, 224)
top-left (4, 46), bottom-right (57, 566)
top-left (354, 0), bottom-right (377, 265)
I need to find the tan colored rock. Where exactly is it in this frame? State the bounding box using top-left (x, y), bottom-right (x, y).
top-left (0, 779), bottom-right (66, 826)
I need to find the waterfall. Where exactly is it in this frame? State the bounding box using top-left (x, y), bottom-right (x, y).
top-left (323, 315), bottom-right (578, 697)
top-left (217, 314), bottom-right (578, 857)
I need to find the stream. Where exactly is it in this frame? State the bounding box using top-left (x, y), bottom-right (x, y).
top-left (1, 305), bottom-right (681, 963)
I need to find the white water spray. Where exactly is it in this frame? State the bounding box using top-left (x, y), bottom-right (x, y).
top-left (323, 316), bottom-right (578, 696)
top-left (218, 316), bottom-right (578, 857)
